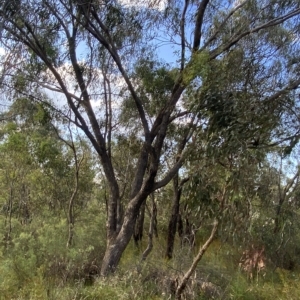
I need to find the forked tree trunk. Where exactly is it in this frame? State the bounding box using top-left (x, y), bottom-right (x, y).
top-left (100, 192), bottom-right (149, 276)
top-left (101, 215), bottom-right (136, 275)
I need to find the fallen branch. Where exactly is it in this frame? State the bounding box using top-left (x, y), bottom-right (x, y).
top-left (175, 219), bottom-right (219, 300)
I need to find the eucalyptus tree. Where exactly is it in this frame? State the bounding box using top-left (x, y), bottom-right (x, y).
top-left (1, 0), bottom-right (300, 276)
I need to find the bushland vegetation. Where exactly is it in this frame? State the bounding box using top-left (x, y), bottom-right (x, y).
top-left (0, 0), bottom-right (300, 298)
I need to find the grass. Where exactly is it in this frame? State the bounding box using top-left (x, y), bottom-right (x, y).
top-left (1, 230), bottom-right (300, 300)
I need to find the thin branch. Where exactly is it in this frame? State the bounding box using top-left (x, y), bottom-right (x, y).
top-left (283, 169), bottom-right (300, 196)
top-left (0, 0), bottom-right (20, 39)
top-left (179, 177), bottom-right (190, 189)
top-left (75, 4), bottom-right (151, 141)
top-left (153, 120), bottom-right (196, 191)
top-left (36, 81), bottom-right (81, 101)
top-left (180, 0), bottom-right (189, 70)
top-left (201, 0), bottom-right (250, 50)
top-left (169, 111), bottom-right (190, 123)
top-left (210, 8), bottom-right (300, 59)
top-left (3, 19), bottom-right (94, 142)
top-left (264, 78), bottom-right (300, 104)
top-left (153, 154), bottom-right (185, 191)
top-left (45, 1), bottom-right (71, 40)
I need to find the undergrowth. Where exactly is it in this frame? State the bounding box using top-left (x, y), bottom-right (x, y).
top-left (1, 223), bottom-right (300, 299)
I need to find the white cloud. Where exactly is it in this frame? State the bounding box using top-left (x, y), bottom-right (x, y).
top-left (118, 0), bottom-right (167, 11)
top-left (0, 47), bottom-right (5, 56)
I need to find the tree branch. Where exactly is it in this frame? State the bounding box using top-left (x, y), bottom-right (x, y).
top-left (180, 0), bottom-right (190, 70)
top-left (210, 7), bottom-right (300, 59)
top-left (193, 0), bottom-right (210, 51)
top-left (75, 3), bottom-right (151, 142)
top-left (201, 0), bottom-right (250, 50)
top-left (283, 169), bottom-right (300, 196)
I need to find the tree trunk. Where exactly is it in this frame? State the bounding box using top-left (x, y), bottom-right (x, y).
top-left (165, 174), bottom-right (181, 259)
top-left (274, 198), bottom-right (284, 234)
top-left (141, 193), bottom-right (156, 261)
top-left (5, 184), bottom-right (13, 242)
top-left (101, 193), bottom-right (149, 276)
top-left (178, 213), bottom-right (184, 245)
top-left (133, 200), bottom-right (146, 246)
